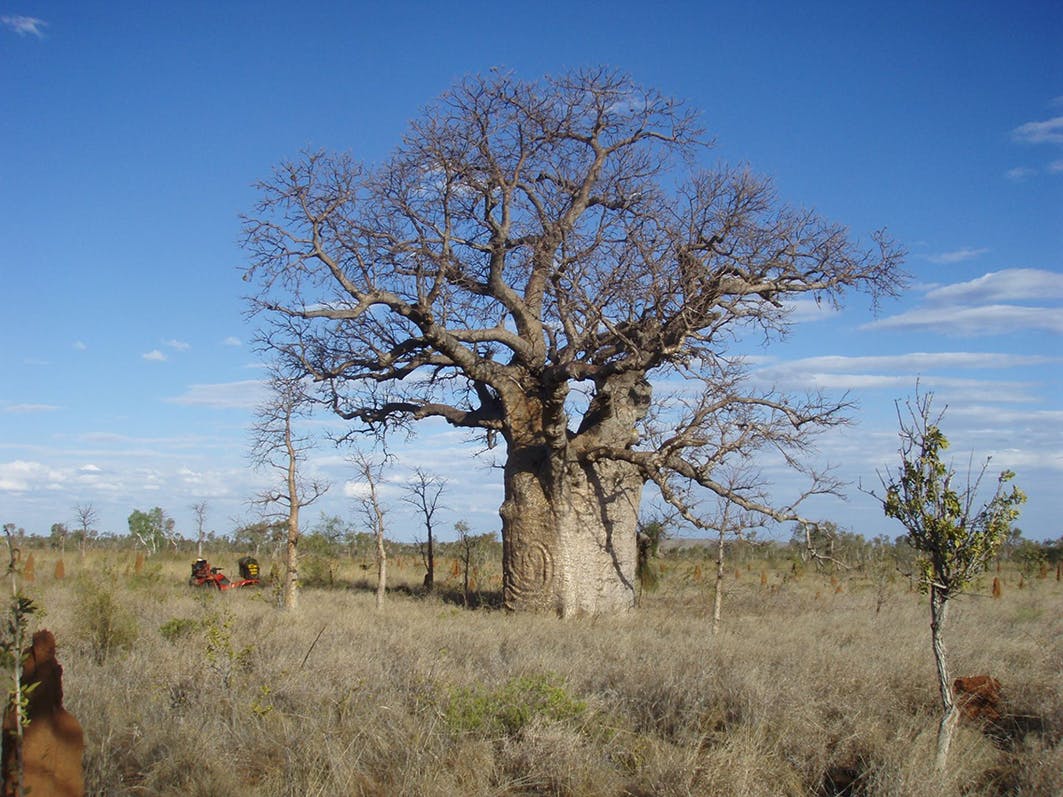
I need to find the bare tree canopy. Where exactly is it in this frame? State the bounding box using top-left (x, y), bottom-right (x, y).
top-left (243, 68), bottom-right (906, 616)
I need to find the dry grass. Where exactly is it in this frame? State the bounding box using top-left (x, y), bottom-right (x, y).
top-left (16, 549), bottom-right (1062, 796)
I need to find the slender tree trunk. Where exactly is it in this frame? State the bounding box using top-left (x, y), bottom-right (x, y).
top-left (930, 586), bottom-right (957, 770)
top-left (375, 526), bottom-right (386, 610)
top-left (425, 526), bottom-right (434, 591)
top-left (283, 417), bottom-right (300, 611)
top-left (712, 527), bottom-right (726, 636)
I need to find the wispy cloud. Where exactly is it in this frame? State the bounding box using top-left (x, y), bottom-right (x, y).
top-left (167, 380), bottom-right (266, 409)
top-left (862, 269), bottom-right (1063, 336)
top-left (863, 305), bottom-right (1063, 336)
top-left (142, 349), bottom-right (167, 362)
top-left (924, 268), bottom-right (1063, 303)
top-left (784, 297), bottom-right (839, 323)
top-left (222, 336), bottom-right (242, 347)
top-left (3, 403), bottom-right (61, 414)
top-left (1, 15), bottom-right (46, 37)
top-left (1049, 160), bottom-right (1063, 174)
top-left (926, 247), bottom-right (988, 264)
top-left (752, 352), bottom-right (1048, 402)
top-left (1012, 115), bottom-right (1063, 145)
top-left (762, 352), bottom-right (1056, 373)
top-left (73, 340), bottom-right (87, 351)
top-left (163, 339), bottom-right (190, 351)
top-left (1005, 167), bottom-right (1036, 182)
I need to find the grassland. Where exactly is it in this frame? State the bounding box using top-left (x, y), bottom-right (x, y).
top-left (13, 546), bottom-right (1062, 796)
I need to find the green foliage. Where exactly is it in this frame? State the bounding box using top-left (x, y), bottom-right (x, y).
top-left (0, 595), bottom-right (37, 674)
top-left (879, 394), bottom-right (1026, 598)
top-left (453, 522), bottom-right (497, 605)
top-left (1014, 540), bottom-right (1048, 576)
top-left (204, 607), bottom-right (253, 689)
top-left (128, 506), bottom-right (176, 555)
top-left (299, 554), bottom-right (334, 587)
top-left (73, 578), bottom-right (138, 664)
top-left (159, 617), bottom-right (201, 643)
top-left (442, 673), bottom-right (586, 737)
top-left (232, 520), bottom-right (285, 554)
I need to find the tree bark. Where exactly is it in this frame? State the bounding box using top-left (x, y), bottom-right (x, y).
top-left (375, 528), bottom-right (387, 611)
top-left (930, 586), bottom-right (957, 770)
top-left (501, 449), bottom-right (641, 616)
top-left (712, 528), bottom-right (726, 635)
top-left (283, 416), bottom-right (300, 611)
top-left (500, 373), bottom-right (650, 616)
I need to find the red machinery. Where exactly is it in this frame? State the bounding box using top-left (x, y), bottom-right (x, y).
top-left (189, 556), bottom-right (260, 590)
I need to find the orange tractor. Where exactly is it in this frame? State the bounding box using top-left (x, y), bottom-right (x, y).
top-left (189, 556), bottom-right (260, 590)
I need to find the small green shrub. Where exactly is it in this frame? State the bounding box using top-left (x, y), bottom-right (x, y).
top-left (443, 673), bottom-right (586, 737)
top-left (204, 607), bottom-right (253, 689)
top-left (159, 617), bottom-right (200, 642)
top-left (300, 554), bottom-right (334, 588)
top-left (74, 578), bottom-right (138, 664)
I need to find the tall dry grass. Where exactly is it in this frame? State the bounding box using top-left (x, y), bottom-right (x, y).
top-left (15, 549), bottom-right (1062, 796)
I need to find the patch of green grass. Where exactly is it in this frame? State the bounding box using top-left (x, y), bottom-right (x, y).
top-left (443, 673), bottom-right (586, 737)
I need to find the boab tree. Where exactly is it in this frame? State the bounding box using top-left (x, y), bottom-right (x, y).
top-left (243, 68), bottom-right (905, 616)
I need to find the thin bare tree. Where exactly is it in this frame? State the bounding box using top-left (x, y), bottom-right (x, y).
top-left (250, 376), bottom-right (328, 610)
top-left (353, 453), bottom-right (388, 610)
top-left (401, 469), bottom-right (447, 591)
top-left (708, 486), bottom-right (765, 636)
top-left (73, 502), bottom-right (97, 559)
top-left (243, 68), bottom-right (905, 616)
top-left (191, 501), bottom-right (208, 558)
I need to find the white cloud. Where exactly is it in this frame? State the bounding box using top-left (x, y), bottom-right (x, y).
top-left (761, 352), bottom-right (1055, 373)
top-left (0, 460), bottom-right (63, 492)
top-left (1005, 167), bottom-right (1036, 182)
top-left (343, 480), bottom-right (371, 499)
top-left (862, 269), bottom-right (1063, 336)
top-left (73, 340), bottom-right (87, 351)
top-left (924, 269), bottom-right (1063, 303)
top-left (163, 339), bottom-right (190, 351)
top-left (167, 380), bottom-right (267, 409)
top-left (142, 349), bottom-right (167, 362)
top-left (222, 336), bottom-right (242, 347)
top-left (1012, 115), bottom-right (1063, 145)
top-left (926, 247), bottom-right (988, 264)
top-left (3, 403), bottom-right (60, 414)
top-left (863, 305), bottom-right (1063, 336)
top-left (752, 357), bottom-right (1039, 402)
top-left (1, 15), bottom-right (46, 37)
top-left (1049, 160), bottom-right (1063, 174)
top-left (784, 297), bottom-right (839, 323)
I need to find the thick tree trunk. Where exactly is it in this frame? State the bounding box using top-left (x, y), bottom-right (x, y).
top-left (500, 447), bottom-right (641, 616)
top-left (499, 372), bottom-right (650, 616)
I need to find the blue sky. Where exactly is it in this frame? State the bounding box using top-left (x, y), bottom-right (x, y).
top-left (2, 1), bottom-right (1060, 544)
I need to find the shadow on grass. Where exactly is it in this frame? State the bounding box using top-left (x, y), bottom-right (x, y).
top-left (295, 575), bottom-right (505, 610)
